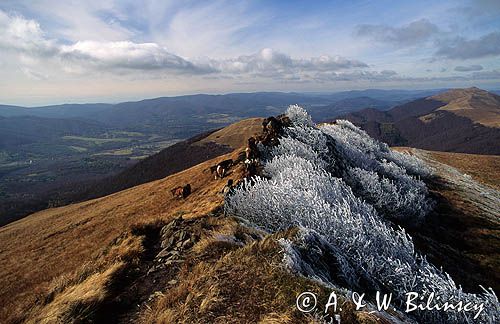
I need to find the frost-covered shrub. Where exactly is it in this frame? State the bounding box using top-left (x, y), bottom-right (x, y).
top-left (322, 120), bottom-right (431, 178)
top-left (387, 150), bottom-right (432, 178)
top-left (273, 125), bottom-right (335, 171)
top-left (345, 167), bottom-right (432, 225)
top-left (269, 137), bottom-right (326, 170)
top-left (321, 121), bottom-right (433, 223)
top-left (226, 154), bottom-right (498, 323)
top-left (286, 104), bottom-right (313, 127)
top-left (225, 106), bottom-right (499, 323)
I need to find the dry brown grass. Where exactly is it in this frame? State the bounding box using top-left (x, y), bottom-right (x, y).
top-left (430, 87), bottom-right (500, 127)
top-left (0, 147), bottom-right (247, 322)
top-left (198, 118), bottom-right (264, 149)
top-left (9, 200), bottom-right (396, 323)
top-left (20, 225), bottom-right (147, 324)
top-left (27, 262), bottom-right (125, 324)
top-left (0, 118), bottom-right (263, 322)
top-left (426, 151), bottom-right (500, 190)
top-left (138, 223), bottom-right (384, 324)
top-left (392, 147), bottom-right (500, 190)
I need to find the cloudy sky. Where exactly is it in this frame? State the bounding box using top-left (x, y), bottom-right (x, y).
top-left (1, 0), bottom-right (499, 106)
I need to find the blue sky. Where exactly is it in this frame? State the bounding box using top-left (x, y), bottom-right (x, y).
top-left (0, 0), bottom-right (499, 106)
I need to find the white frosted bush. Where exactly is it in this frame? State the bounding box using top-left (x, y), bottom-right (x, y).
top-left (269, 137), bottom-right (326, 170)
top-left (322, 120), bottom-right (431, 178)
top-left (226, 154), bottom-right (498, 323)
top-left (346, 167), bottom-right (432, 224)
top-left (286, 104), bottom-right (313, 127)
top-left (225, 106), bottom-right (499, 323)
top-left (321, 122), bottom-right (433, 223)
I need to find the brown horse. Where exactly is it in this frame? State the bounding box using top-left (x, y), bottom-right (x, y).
top-left (245, 137), bottom-right (260, 162)
top-left (171, 184), bottom-right (191, 199)
top-left (211, 159), bottom-right (233, 179)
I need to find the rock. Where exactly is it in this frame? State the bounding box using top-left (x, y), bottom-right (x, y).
top-left (161, 234), bottom-right (177, 249)
top-left (167, 250), bottom-right (180, 259)
top-left (182, 239), bottom-right (193, 249)
top-left (156, 248), bottom-right (170, 259)
top-left (165, 259), bottom-right (184, 266)
top-left (179, 231), bottom-right (189, 241)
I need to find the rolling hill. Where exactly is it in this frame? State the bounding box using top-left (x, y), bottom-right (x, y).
top-left (0, 115), bottom-right (107, 148)
top-left (0, 111), bottom-right (498, 323)
top-left (430, 87), bottom-right (500, 127)
top-left (75, 118), bottom-right (263, 203)
top-left (340, 87), bottom-right (500, 155)
top-left (0, 119), bottom-right (263, 226)
top-left (2, 90), bottom-right (438, 226)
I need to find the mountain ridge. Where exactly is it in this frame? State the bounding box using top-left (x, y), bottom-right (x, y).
top-left (1, 112), bottom-right (498, 323)
top-left (340, 87), bottom-right (500, 155)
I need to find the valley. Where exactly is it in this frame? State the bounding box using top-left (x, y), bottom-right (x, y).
top-left (0, 89), bottom-right (439, 225)
top-left (0, 110), bottom-right (497, 323)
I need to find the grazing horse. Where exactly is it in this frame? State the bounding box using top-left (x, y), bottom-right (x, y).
top-left (171, 184), bottom-right (191, 199)
top-left (182, 184), bottom-right (191, 198)
top-left (209, 165), bottom-right (218, 176)
top-left (171, 186), bottom-right (184, 199)
top-left (211, 159), bottom-right (233, 179)
top-left (244, 161), bottom-right (257, 179)
top-left (245, 137), bottom-right (260, 162)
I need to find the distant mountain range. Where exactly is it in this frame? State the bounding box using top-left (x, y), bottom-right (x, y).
top-left (0, 90), bottom-right (443, 153)
top-left (2, 111), bottom-right (498, 323)
top-left (339, 87), bottom-right (500, 155)
top-left (1, 89), bottom-right (444, 225)
top-left (0, 88), bottom-right (445, 124)
top-left (1, 87), bottom-right (498, 226)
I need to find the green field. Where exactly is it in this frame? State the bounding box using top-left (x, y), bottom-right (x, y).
top-left (110, 131), bottom-right (144, 137)
top-left (93, 148), bottom-right (134, 156)
top-left (68, 146), bottom-right (88, 152)
top-left (62, 136), bottom-right (133, 145)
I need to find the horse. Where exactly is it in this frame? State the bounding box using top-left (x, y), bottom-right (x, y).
top-left (211, 159), bottom-right (233, 179)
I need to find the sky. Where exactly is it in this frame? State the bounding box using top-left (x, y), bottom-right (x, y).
top-left (0, 0), bottom-right (499, 106)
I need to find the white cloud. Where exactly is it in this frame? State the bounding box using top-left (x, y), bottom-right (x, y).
top-left (1, 2), bottom-right (500, 106)
top-left (0, 10), bottom-right (214, 75)
top-left (0, 10), bottom-right (56, 55)
top-left (22, 0), bottom-right (136, 42)
top-left (0, 11), bottom-right (371, 81)
top-left (59, 41), bottom-right (215, 74)
top-left (157, 1), bottom-right (264, 58)
top-left (21, 67), bottom-right (48, 80)
top-left (206, 48), bottom-right (368, 79)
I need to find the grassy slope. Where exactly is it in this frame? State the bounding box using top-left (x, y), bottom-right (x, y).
top-left (430, 87), bottom-right (500, 128)
top-left (427, 151), bottom-right (500, 190)
top-left (0, 149), bottom-right (240, 321)
top-left (0, 118), bottom-right (264, 322)
top-left (395, 147), bottom-right (500, 293)
top-left (1, 127), bottom-right (498, 322)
